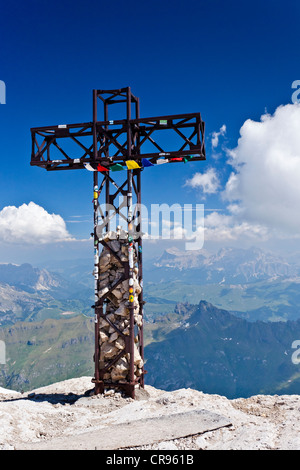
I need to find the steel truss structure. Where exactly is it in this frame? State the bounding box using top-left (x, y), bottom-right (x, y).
top-left (30, 88), bottom-right (205, 171)
top-left (30, 87), bottom-right (206, 399)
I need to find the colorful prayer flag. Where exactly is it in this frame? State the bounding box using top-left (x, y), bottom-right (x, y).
top-left (97, 164), bottom-right (109, 172)
top-left (84, 163), bottom-right (96, 171)
top-left (125, 160), bottom-right (141, 170)
top-left (110, 163), bottom-right (124, 171)
top-left (142, 158), bottom-right (154, 167)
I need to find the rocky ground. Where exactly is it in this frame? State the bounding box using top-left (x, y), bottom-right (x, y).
top-left (0, 376), bottom-right (300, 450)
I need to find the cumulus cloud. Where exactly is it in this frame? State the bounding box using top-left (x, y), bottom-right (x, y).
top-left (184, 104), bottom-right (300, 247)
top-left (0, 202), bottom-right (74, 244)
top-left (185, 168), bottom-right (220, 195)
top-left (223, 103), bottom-right (300, 236)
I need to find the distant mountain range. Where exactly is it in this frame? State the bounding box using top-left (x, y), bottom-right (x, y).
top-left (145, 301), bottom-right (300, 398)
top-left (147, 246), bottom-right (298, 284)
top-left (0, 263), bottom-right (92, 326)
top-left (143, 247), bottom-right (300, 323)
top-left (1, 246), bottom-right (300, 326)
top-left (0, 263), bottom-right (65, 292)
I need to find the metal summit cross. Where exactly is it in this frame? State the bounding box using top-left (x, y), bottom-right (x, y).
top-left (30, 87), bottom-right (206, 398)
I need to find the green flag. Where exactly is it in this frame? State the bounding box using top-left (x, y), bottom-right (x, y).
top-left (183, 156), bottom-right (194, 163)
top-left (110, 163), bottom-right (124, 171)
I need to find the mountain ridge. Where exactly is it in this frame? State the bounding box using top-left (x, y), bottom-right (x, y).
top-left (145, 300), bottom-right (300, 398)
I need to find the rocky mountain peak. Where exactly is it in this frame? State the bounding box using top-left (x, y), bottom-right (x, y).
top-left (0, 263), bottom-right (63, 291)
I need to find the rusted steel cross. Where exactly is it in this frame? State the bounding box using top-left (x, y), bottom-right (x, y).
top-left (30, 87), bottom-right (206, 398)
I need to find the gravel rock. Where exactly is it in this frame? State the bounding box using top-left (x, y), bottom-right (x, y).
top-left (1, 377), bottom-right (300, 450)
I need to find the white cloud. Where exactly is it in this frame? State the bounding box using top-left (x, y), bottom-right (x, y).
top-left (185, 168), bottom-right (220, 195)
top-left (211, 124), bottom-right (226, 148)
top-left (183, 104), bottom-right (300, 249)
top-left (223, 103), bottom-right (300, 236)
top-left (200, 211), bottom-right (269, 242)
top-left (0, 202), bottom-right (74, 244)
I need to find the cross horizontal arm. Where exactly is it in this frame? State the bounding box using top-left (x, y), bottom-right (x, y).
top-left (30, 113), bottom-right (205, 171)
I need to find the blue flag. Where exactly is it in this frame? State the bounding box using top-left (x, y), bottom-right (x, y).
top-left (142, 158), bottom-right (154, 167)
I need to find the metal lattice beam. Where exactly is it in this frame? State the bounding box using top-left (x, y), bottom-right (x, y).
top-left (30, 89), bottom-right (205, 172)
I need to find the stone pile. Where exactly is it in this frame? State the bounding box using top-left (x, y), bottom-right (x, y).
top-left (97, 231), bottom-right (144, 385)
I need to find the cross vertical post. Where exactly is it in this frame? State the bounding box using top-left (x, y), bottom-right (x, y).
top-left (92, 88), bottom-right (144, 398)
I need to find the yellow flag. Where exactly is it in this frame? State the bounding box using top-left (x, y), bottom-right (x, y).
top-left (125, 160), bottom-right (141, 169)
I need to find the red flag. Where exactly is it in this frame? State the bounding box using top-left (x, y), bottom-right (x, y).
top-left (97, 164), bottom-right (109, 172)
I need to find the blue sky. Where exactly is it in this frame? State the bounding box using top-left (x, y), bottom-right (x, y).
top-left (1, 0), bottom-right (300, 264)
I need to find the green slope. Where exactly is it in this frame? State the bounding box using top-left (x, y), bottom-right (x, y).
top-left (0, 315), bottom-right (94, 391)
